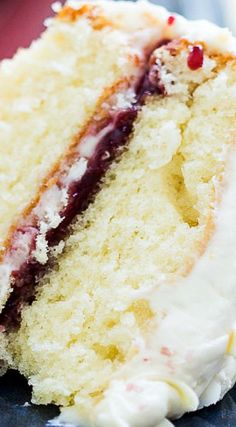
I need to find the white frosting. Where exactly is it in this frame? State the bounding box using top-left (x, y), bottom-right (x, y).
top-left (78, 125), bottom-right (114, 158)
top-left (220, 0), bottom-right (236, 35)
top-left (98, 146), bottom-right (236, 423)
top-left (55, 145), bottom-right (236, 427)
top-left (64, 0), bottom-right (236, 55)
top-left (150, 0), bottom-right (236, 54)
top-left (113, 89), bottom-right (136, 110)
top-left (62, 157), bottom-right (88, 186)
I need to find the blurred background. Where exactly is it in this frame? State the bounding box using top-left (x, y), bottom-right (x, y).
top-left (0, 0), bottom-right (235, 60)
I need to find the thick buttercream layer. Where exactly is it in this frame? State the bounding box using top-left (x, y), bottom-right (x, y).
top-left (63, 0), bottom-right (236, 54)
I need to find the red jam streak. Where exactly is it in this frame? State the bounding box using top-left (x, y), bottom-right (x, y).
top-left (187, 45), bottom-right (204, 70)
top-left (0, 40), bottom-right (170, 329)
top-left (167, 16), bottom-right (175, 26)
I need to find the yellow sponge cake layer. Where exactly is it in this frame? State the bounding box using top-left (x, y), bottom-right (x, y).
top-left (0, 1), bottom-right (171, 311)
top-left (10, 43), bottom-right (236, 426)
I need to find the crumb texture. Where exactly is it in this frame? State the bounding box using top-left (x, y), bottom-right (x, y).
top-left (0, 5), bottom-right (141, 252)
top-left (10, 47), bottom-right (236, 421)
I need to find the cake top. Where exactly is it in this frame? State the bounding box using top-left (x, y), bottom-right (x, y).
top-left (52, 0), bottom-right (236, 55)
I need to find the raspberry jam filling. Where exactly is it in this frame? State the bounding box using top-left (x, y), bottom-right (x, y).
top-left (0, 41), bottom-right (170, 328)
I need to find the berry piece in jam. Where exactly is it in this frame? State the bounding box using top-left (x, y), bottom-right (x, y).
top-left (167, 16), bottom-right (175, 26)
top-left (187, 45), bottom-right (204, 71)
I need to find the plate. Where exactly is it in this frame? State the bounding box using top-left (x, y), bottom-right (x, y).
top-left (0, 370), bottom-right (236, 427)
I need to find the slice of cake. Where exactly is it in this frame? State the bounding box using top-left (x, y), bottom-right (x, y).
top-left (1, 1), bottom-right (236, 427)
top-left (0, 0), bottom-right (168, 317)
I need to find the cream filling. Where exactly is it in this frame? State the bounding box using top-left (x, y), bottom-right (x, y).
top-left (55, 146), bottom-right (236, 427)
top-left (0, 118), bottom-right (123, 307)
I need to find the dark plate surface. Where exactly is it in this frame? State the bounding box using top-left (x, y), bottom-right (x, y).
top-left (0, 370), bottom-right (236, 427)
top-left (0, 1), bottom-right (234, 426)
